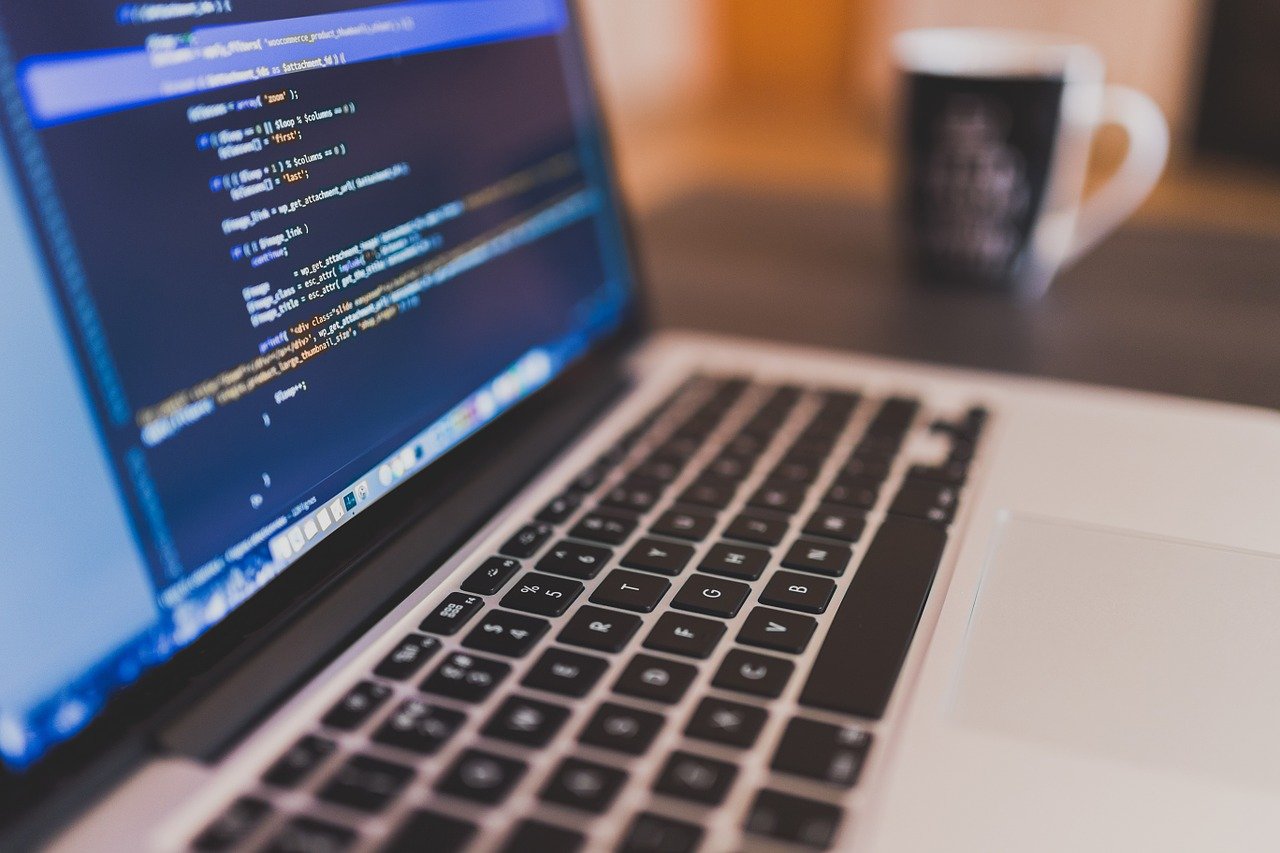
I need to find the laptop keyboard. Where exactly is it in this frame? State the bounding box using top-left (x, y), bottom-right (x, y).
top-left (192, 376), bottom-right (986, 852)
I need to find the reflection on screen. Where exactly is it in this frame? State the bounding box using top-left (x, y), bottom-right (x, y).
top-left (0, 0), bottom-right (630, 769)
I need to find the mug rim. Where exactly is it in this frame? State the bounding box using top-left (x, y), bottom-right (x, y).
top-left (893, 27), bottom-right (1104, 81)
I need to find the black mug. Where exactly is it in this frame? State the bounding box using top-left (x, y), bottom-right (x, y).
top-left (894, 29), bottom-right (1169, 295)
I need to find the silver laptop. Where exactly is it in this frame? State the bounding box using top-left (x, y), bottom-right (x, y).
top-left (3, 2), bottom-right (1278, 851)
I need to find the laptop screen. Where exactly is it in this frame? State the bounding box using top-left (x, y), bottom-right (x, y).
top-left (0, 0), bottom-right (633, 771)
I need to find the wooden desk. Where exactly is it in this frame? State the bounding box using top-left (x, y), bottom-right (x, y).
top-left (638, 187), bottom-right (1280, 410)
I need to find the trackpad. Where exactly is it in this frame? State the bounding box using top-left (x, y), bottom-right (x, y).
top-left (952, 515), bottom-right (1280, 787)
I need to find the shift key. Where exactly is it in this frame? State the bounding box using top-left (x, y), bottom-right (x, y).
top-left (798, 516), bottom-right (947, 719)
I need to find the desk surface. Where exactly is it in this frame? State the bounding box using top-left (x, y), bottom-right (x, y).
top-left (637, 188), bottom-right (1280, 410)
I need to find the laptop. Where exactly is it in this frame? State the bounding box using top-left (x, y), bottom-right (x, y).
top-left (2, 1), bottom-right (1278, 850)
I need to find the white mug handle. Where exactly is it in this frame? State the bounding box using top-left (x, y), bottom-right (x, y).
top-left (1067, 84), bottom-right (1169, 261)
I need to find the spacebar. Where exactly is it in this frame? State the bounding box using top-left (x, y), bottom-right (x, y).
top-left (799, 516), bottom-right (948, 719)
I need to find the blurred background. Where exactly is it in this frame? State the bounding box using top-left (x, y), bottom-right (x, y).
top-left (581, 0), bottom-right (1280, 229)
top-left (576, 0), bottom-right (1280, 409)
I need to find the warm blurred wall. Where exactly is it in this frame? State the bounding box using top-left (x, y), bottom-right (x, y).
top-left (583, 0), bottom-right (1208, 148)
top-left (868, 0), bottom-right (1209, 147)
top-left (578, 0), bottom-right (714, 118)
top-left (580, 0), bottom-right (1280, 232)
top-left (712, 0), bottom-right (865, 109)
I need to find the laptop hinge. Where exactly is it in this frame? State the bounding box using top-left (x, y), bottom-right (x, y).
top-left (154, 355), bottom-right (635, 763)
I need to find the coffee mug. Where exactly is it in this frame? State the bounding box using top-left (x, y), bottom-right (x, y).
top-left (894, 28), bottom-right (1169, 295)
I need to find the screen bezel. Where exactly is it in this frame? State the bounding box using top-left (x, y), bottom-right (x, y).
top-left (0, 0), bottom-right (650, 833)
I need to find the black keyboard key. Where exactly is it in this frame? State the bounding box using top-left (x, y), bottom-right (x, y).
top-left (727, 435), bottom-right (762, 461)
top-left (679, 477), bottom-right (736, 509)
top-left (539, 756), bottom-right (628, 813)
top-left (384, 811), bottom-right (476, 853)
top-left (755, 399), bottom-right (796, 422)
top-left (570, 508), bottom-right (637, 545)
top-left (654, 434), bottom-right (701, 461)
top-left (748, 410), bottom-right (788, 431)
top-left (811, 397), bottom-right (853, 423)
top-left (591, 569), bottom-right (671, 612)
top-left (676, 408), bottom-right (716, 432)
top-left (621, 537), bottom-right (695, 575)
top-left (823, 478), bottom-right (879, 510)
top-left (461, 556), bottom-right (521, 595)
top-left (855, 434), bottom-right (901, 461)
top-left (569, 464), bottom-right (606, 495)
top-left (772, 717), bottom-right (872, 788)
top-left (436, 748), bottom-right (527, 805)
top-left (748, 481), bottom-right (807, 514)
top-left (263, 735), bottom-right (336, 788)
top-left (803, 505), bottom-right (866, 543)
top-left (737, 419), bottom-right (776, 443)
top-left (704, 454), bottom-right (751, 480)
top-left (698, 541), bottom-right (769, 580)
top-left (724, 510), bottom-right (788, 546)
top-left (799, 413), bottom-right (842, 436)
top-left (674, 420), bottom-right (715, 443)
top-left (500, 522), bottom-right (554, 558)
top-left (744, 789), bottom-right (843, 850)
top-left (536, 540), bottom-right (612, 580)
top-left (799, 516), bottom-right (947, 718)
top-left (842, 454), bottom-right (891, 481)
top-left (500, 572), bottom-right (583, 617)
top-left (462, 610), bottom-right (549, 657)
top-left (481, 694), bottom-right (570, 747)
top-left (804, 416), bottom-right (846, 439)
top-left (194, 797), bottom-right (271, 851)
top-left (712, 648), bottom-right (794, 698)
top-left (374, 633), bottom-right (441, 680)
top-left (321, 681), bottom-right (391, 730)
top-left (603, 441), bottom-right (633, 464)
top-left (784, 440), bottom-right (831, 464)
top-left (419, 592), bottom-right (483, 636)
top-left (537, 492), bottom-right (583, 525)
top-left (421, 652), bottom-right (510, 703)
top-left (578, 702), bottom-right (664, 755)
top-left (889, 477), bottom-right (960, 524)
top-left (760, 570), bottom-right (836, 613)
top-left (373, 699), bottom-right (466, 755)
top-left (819, 389), bottom-right (859, 412)
top-left (649, 507), bottom-right (716, 542)
top-left (671, 574), bottom-right (750, 618)
top-left (633, 456), bottom-right (683, 483)
top-left (908, 460), bottom-right (969, 485)
top-left (965, 404), bottom-right (988, 435)
top-left (737, 607), bottom-right (817, 654)
top-left (643, 612), bottom-right (726, 659)
top-left (764, 383), bottom-right (801, 406)
top-left (725, 430), bottom-right (767, 457)
top-left (795, 436), bottom-right (838, 460)
top-left (802, 405), bottom-right (845, 431)
top-left (867, 396), bottom-right (919, 436)
top-left (613, 653), bottom-right (697, 704)
top-left (522, 647), bottom-right (609, 697)
top-left (711, 376), bottom-right (750, 399)
top-left (499, 820), bottom-right (584, 853)
top-left (263, 817), bottom-right (355, 853)
top-left (782, 538), bottom-right (852, 577)
top-left (741, 413), bottom-right (784, 439)
top-left (602, 477), bottom-right (666, 513)
top-left (771, 459), bottom-right (820, 483)
top-left (619, 813), bottom-right (703, 853)
top-left (558, 605), bottom-right (642, 653)
top-left (318, 754), bottom-right (412, 813)
top-left (684, 696), bottom-right (767, 748)
top-left (653, 750), bottom-right (737, 805)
